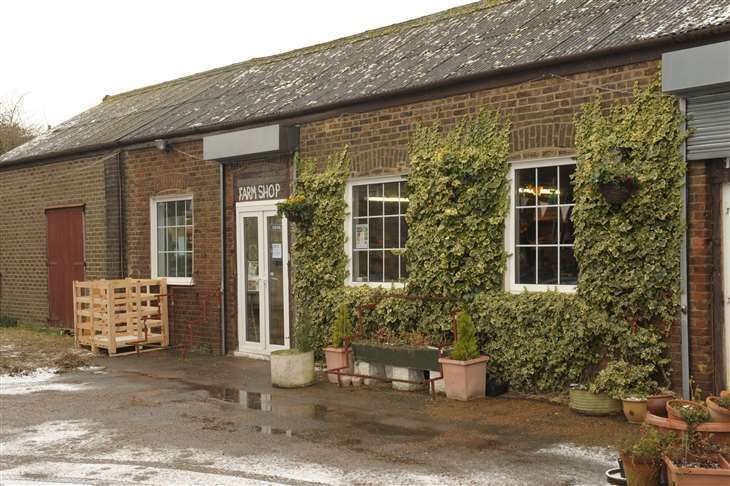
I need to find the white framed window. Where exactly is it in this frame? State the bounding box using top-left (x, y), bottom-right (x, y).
top-left (150, 194), bottom-right (194, 286)
top-left (506, 158), bottom-right (577, 293)
top-left (344, 175), bottom-right (408, 286)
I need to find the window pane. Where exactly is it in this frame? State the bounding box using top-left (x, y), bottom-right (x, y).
top-left (537, 207), bottom-right (558, 244)
top-left (157, 228), bottom-right (166, 252)
top-left (165, 201), bottom-right (176, 226)
top-left (157, 203), bottom-right (165, 229)
top-left (537, 247), bottom-right (558, 284)
top-left (185, 253), bottom-right (193, 278)
top-left (516, 168), bottom-right (536, 206)
top-left (185, 200), bottom-right (193, 225)
top-left (369, 250), bottom-right (383, 282)
top-left (384, 217), bottom-right (399, 248)
top-left (560, 247), bottom-right (578, 285)
top-left (368, 184), bottom-right (383, 216)
top-left (353, 218), bottom-right (369, 250)
top-left (399, 216), bottom-right (408, 248)
top-left (176, 200), bottom-right (185, 225)
top-left (560, 206), bottom-right (574, 244)
top-left (537, 166), bottom-right (558, 205)
top-left (167, 253), bottom-right (177, 278)
top-left (517, 208), bottom-right (536, 245)
top-left (516, 247), bottom-right (536, 284)
top-left (176, 253), bottom-right (186, 279)
top-left (186, 227), bottom-right (193, 252)
top-left (157, 250), bottom-right (167, 276)
top-left (559, 165), bottom-right (575, 205)
top-left (178, 227), bottom-right (187, 252)
top-left (400, 181), bottom-right (409, 214)
top-left (384, 182), bottom-right (399, 215)
top-left (166, 228), bottom-right (177, 252)
top-left (400, 255), bottom-right (408, 280)
top-left (369, 218), bottom-right (383, 249)
top-left (353, 251), bottom-right (368, 282)
top-left (384, 251), bottom-right (399, 281)
top-left (353, 185), bottom-right (368, 218)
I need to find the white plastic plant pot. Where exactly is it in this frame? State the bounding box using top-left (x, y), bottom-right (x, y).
top-left (270, 350), bottom-right (315, 388)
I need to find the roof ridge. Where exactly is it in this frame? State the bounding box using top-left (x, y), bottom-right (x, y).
top-left (103, 0), bottom-right (509, 102)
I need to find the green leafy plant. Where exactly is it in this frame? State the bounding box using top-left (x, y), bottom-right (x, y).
top-left (589, 360), bottom-right (658, 399)
top-left (277, 194), bottom-right (314, 227)
top-left (451, 311), bottom-right (479, 361)
top-left (676, 403), bottom-right (711, 426)
top-left (715, 397), bottom-right (730, 409)
top-left (405, 111), bottom-right (510, 298)
top-left (0, 315), bottom-right (18, 327)
top-left (295, 310), bottom-right (315, 353)
top-left (331, 302), bottom-right (352, 348)
top-left (620, 426), bottom-right (674, 464)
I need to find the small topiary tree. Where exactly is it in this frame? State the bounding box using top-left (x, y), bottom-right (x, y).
top-left (331, 302), bottom-right (352, 348)
top-left (451, 311), bottom-right (479, 361)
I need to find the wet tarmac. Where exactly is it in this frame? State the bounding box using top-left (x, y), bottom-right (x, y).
top-left (0, 351), bottom-right (634, 485)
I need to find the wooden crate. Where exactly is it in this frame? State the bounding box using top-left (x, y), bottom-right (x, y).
top-left (73, 278), bottom-right (169, 356)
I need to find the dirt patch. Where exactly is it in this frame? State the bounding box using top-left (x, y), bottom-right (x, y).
top-left (426, 396), bottom-right (633, 449)
top-left (0, 326), bottom-right (94, 375)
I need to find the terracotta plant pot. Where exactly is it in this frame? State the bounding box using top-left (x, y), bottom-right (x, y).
top-left (619, 453), bottom-right (660, 486)
top-left (324, 346), bottom-right (352, 384)
top-left (666, 399), bottom-right (710, 423)
top-left (645, 412), bottom-right (730, 447)
top-left (664, 455), bottom-right (730, 486)
top-left (647, 392), bottom-right (675, 417)
top-left (622, 397), bottom-right (648, 424)
top-left (270, 350), bottom-right (315, 388)
top-left (720, 390), bottom-right (730, 399)
top-left (569, 388), bottom-right (622, 416)
top-left (706, 396), bottom-right (730, 423)
top-left (438, 355), bottom-right (488, 401)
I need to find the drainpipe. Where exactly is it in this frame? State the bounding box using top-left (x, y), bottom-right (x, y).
top-left (116, 151), bottom-right (126, 278)
top-left (220, 161), bottom-right (226, 356)
top-left (679, 97), bottom-right (690, 399)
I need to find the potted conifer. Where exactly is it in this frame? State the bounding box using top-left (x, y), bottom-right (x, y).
top-left (270, 311), bottom-right (315, 388)
top-left (325, 303), bottom-right (353, 384)
top-left (438, 311), bottom-right (488, 401)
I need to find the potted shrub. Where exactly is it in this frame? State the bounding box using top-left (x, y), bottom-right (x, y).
top-left (325, 303), bottom-right (353, 384)
top-left (270, 312), bottom-right (315, 388)
top-left (667, 400), bottom-right (711, 424)
top-left (618, 426), bottom-right (672, 486)
top-left (647, 389), bottom-right (676, 418)
top-left (569, 384), bottom-right (622, 416)
top-left (706, 396), bottom-right (730, 423)
top-left (590, 360), bottom-right (659, 424)
top-left (438, 311), bottom-right (488, 401)
top-left (663, 407), bottom-right (730, 485)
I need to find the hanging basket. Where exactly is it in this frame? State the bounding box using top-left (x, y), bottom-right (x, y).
top-left (598, 178), bottom-right (635, 206)
top-left (277, 195), bottom-right (314, 226)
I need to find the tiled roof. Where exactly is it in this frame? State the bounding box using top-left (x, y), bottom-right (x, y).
top-left (3, 0), bottom-right (730, 164)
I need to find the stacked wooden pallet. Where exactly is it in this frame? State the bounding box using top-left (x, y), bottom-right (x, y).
top-left (73, 278), bottom-right (169, 356)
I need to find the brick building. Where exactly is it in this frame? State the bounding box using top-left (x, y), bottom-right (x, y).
top-left (1, 1), bottom-right (729, 395)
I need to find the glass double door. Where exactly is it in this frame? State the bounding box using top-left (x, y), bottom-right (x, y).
top-left (237, 205), bottom-right (289, 355)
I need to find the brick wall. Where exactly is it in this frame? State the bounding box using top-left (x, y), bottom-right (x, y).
top-left (0, 153), bottom-right (121, 325)
top-left (123, 141), bottom-right (222, 353)
top-left (301, 60), bottom-right (660, 173)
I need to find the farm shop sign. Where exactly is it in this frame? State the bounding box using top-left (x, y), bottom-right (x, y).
top-left (235, 177), bottom-right (290, 202)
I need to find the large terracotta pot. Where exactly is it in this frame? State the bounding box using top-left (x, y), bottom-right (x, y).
top-left (569, 388), bottom-right (622, 416)
top-left (619, 453), bottom-right (660, 486)
top-left (270, 350), bottom-right (315, 388)
top-left (324, 346), bottom-right (352, 384)
top-left (706, 397), bottom-right (730, 423)
top-left (647, 392), bottom-right (675, 417)
top-left (645, 412), bottom-right (730, 446)
top-left (438, 355), bottom-right (488, 401)
top-left (720, 390), bottom-right (730, 399)
top-left (622, 397), bottom-right (648, 424)
top-left (664, 455), bottom-right (730, 486)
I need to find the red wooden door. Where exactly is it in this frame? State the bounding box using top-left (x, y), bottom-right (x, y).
top-left (46, 207), bottom-right (85, 328)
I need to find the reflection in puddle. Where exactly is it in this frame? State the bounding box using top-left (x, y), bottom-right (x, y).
top-left (207, 388), bottom-right (272, 411)
top-left (249, 425), bottom-right (292, 436)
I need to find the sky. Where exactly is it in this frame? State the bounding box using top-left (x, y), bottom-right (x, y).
top-left (1, 0), bottom-right (468, 128)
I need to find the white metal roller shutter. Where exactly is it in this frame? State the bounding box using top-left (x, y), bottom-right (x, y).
top-left (687, 92), bottom-right (730, 161)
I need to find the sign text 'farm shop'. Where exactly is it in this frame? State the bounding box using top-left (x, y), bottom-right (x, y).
top-left (238, 183), bottom-right (282, 202)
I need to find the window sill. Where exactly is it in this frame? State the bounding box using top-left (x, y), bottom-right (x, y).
top-left (508, 284), bottom-right (576, 294)
top-left (159, 277), bottom-right (195, 287)
top-left (346, 281), bottom-right (405, 290)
